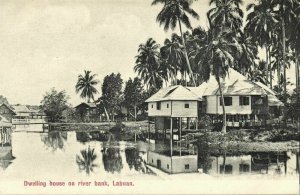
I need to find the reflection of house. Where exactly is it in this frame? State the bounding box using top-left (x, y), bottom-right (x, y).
top-left (208, 155), bottom-right (252, 175)
top-left (0, 103), bottom-right (16, 122)
top-left (147, 150), bottom-right (198, 174)
top-left (75, 103), bottom-right (98, 122)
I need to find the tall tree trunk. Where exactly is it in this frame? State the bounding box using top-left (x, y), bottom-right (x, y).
top-left (277, 57), bottom-right (281, 94)
top-left (282, 18), bottom-right (287, 127)
top-left (266, 46), bottom-right (269, 87)
top-left (217, 77), bottom-right (226, 133)
top-left (178, 20), bottom-right (196, 87)
top-left (282, 20), bottom-right (287, 101)
top-left (296, 49), bottom-right (299, 129)
top-left (134, 105), bottom-right (137, 121)
top-left (269, 46), bottom-right (272, 89)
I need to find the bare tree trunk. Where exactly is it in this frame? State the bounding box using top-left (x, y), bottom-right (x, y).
top-left (282, 18), bottom-right (287, 127)
top-left (134, 105), bottom-right (137, 121)
top-left (296, 49), bottom-right (299, 129)
top-left (217, 77), bottom-right (226, 133)
top-left (269, 46), bottom-right (272, 89)
top-left (178, 20), bottom-right (196, 87)
top-left (266, 46), bottom-right (269, 87)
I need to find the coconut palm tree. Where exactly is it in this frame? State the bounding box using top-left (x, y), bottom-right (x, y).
top-left (270, 0), bottom-right (297, 102)
top-left (192, 27), bottom-right (242, 133)
top-left (208, 0), bottom-right (244, 33)
top-left (134, 38), bottom-right (163, 90)
top-left (151, 0), bottom-right (199, 86)
top-left (245, 0), bottom-right (278, 89)
top-left (75, 70), bottom-right (99, 103)
top-left (160, 33), bottom-right (187, 85)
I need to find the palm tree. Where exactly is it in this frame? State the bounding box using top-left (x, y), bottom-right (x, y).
top-left (192, 27), bottom-right (242, 133)
top-left (151, 0), bottom-right (199, 86)
top-left (160, 33), bottom-right (187, 85)
top-left (208, 0), bottom-right (244, 33)
top-left (75, 70), bottom-right (98, 103)
top-left (76, 147), bottom-right (98, 175)
top-left (134, 38), bottom-right (163, 91)
top-left (245, 0), bottom-right (278, 89)
top-left (270, 0), bottom-right (297, 102)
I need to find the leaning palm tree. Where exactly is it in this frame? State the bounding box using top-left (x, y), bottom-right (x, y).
top-left (134, 38), bottom-right (163, 90)
top-left (75, 70), bottom-right (99, 103)
top-left (192, 27), bottom-right (242, 133)
top-left (152, 0), bottom-right (199, 86)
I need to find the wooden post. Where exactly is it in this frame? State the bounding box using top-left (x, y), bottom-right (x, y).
top-left (170, 117), bottom-right (173, 157)
top-left (148, 119), bottom-right (150, 144)
top-left (0, 127), bottom-right (3, 147)
top-left (179, 117), bottom-right (182, 157)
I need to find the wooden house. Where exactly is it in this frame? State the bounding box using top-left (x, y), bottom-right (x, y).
top-left (145, 85), bottom-right (200, 174)
top-left (192, 69), bottom-right (283, 127)
top-left (0, 103), bottom-right (16, 122)
top-left (75, 102), bottom-right (99, 122)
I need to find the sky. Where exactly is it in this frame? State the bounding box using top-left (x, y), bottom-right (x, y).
top-left (0, 0), bottom-right (296, 106)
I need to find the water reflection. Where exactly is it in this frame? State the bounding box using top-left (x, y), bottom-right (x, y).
top-left (125, 148), bottom-right (147, 173)
top-left (102, 146), bottom-right (123, 174)
top-left (204, 151), bottom-right (298, 176)
top-left (40, 132), bottom-right (67, 151)
top-left (76, 146), bottom-right (98, 175)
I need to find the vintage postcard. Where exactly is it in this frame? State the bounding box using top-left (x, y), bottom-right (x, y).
top-left (0, 0), bottom-right (299, 194)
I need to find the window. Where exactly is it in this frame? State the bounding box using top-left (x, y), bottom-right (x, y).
top-left (167, 164), bottom-right (169, 169)
top-left (239, 164), bottom-right (250, 173)
top-left (239, 96), bottom-right (250, 106)
top-left (220, 165), bottom-right (233, 174)
top-left (184, 103), bottom-right (189, 108)
top-left (167, 104), bottom-right (169, 108)
top-left (157, 102), bottom-right (161, 110)
top-left (185, 164), bottom-right (189, 170)
top-left (220, 97), bottom-right (232, 106)
top-left (151, 104), bottom-right (153, 108)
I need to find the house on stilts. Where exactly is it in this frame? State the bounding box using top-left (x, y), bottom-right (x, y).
top-left (145, 68), bottom-right (284, 174)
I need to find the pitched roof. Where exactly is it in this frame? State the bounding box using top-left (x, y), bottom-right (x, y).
top-left (12, 105), bottom-right (31, 113)
top-left (145, 85), bottom-right (201, 102)
top-left (192, 68), bottom-right (283, 106)
top-left (0, 103), bottom-right (16, 114)
top-left (75, 102), bottom-right (97, 108)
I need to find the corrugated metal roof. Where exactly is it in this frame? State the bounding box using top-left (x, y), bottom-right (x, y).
top-left (145, 85), bottom-right (201, 102)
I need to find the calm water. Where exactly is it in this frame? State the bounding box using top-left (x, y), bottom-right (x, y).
top-left (0, 125), bottom-right (299, 180)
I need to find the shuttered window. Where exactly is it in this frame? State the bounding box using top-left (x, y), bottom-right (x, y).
top-left (239, 96), bottom-right (250, 106)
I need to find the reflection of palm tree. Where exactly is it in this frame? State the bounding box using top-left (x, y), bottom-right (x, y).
top-left (76, 147), bottom-right (98, 175)
top-left (102, 147), bottom-right (123, 174)
top-left (40, 132), bottom-right (67, 151)
top-left (125, 148), bottom-right (146, 173)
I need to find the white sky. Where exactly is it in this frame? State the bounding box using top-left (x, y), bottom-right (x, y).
top-left (0, 0), bottom-right (295, 106)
